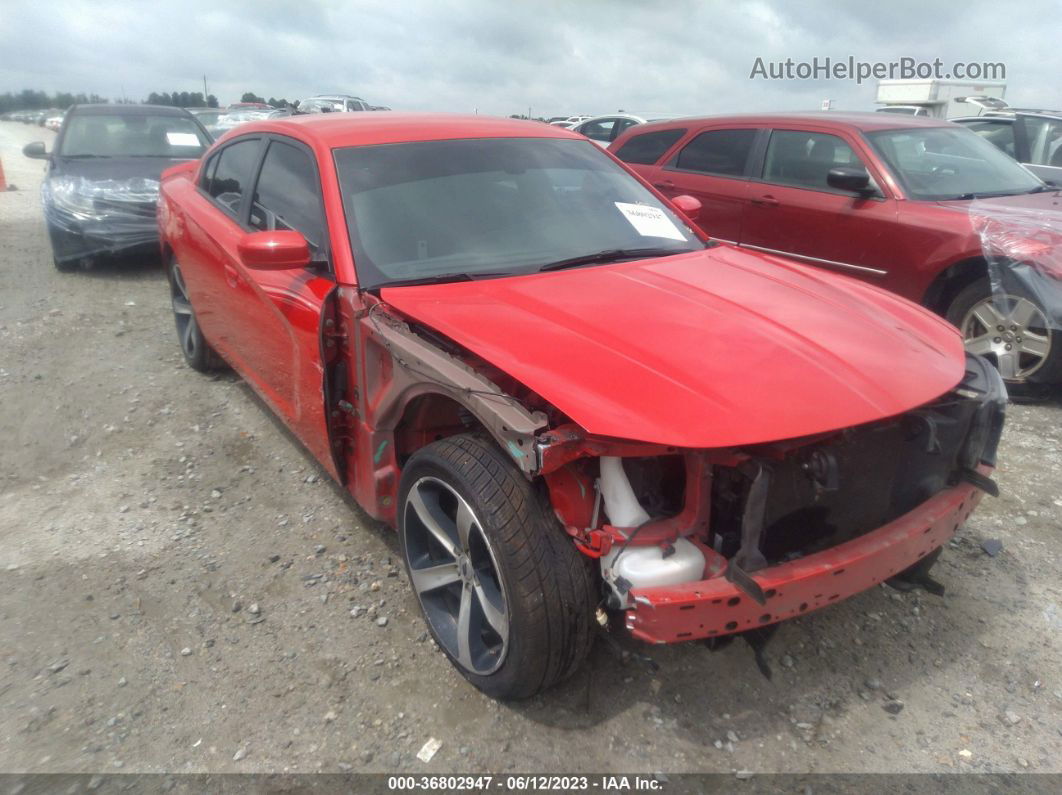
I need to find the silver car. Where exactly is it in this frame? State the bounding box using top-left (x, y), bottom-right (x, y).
top-left (954, 110), bottom-right (1062, 184)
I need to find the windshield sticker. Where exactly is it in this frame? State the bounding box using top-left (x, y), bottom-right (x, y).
top-left (614, 202), bottom-right (686, 240)
top-left (166, 132), bottom-right (200, 146)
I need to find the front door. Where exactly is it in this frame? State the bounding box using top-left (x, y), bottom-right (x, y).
top-left (740, 128), bottom-right (903, 285)
top-left (222, 135), bottom-right (338, 475)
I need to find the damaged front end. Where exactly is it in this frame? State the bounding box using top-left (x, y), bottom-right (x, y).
top-left (969, 197), bottom-right (1062, 382)
top-left (351, 293), bottom-right (1004, 647)
top-left (43, 175), bottom-right (161, 263)
top-left (538, 353), bottom-right (1006, 644)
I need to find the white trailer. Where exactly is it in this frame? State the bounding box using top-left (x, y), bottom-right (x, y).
top-left (875, 79), bottom-right (1007, 119)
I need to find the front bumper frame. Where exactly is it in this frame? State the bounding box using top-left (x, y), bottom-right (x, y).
top-left (625, 475), bottom-right (986, 644)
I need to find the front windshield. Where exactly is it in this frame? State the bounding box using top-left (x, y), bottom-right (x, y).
top-left (866, 126), bottom-right (1043, 200)
top-left (334, 137), bottom-right (704, 288)
top-left (59, 114), bottom-right (210, 158)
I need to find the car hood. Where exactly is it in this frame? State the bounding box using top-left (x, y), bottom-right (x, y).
top-left (381, 246), bottom-right (966, 448)
top-left (936, 190), bottom-right (1062, 212)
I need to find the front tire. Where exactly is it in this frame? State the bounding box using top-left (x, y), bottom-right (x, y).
top-left (52, 255), bottom-right (77, 273)
top-left (167, 258), bottom-right (223, 372)
top-left (398, 434), bottom-right (597, 699)
top-left (947, 277), bottom-right (1062, 384)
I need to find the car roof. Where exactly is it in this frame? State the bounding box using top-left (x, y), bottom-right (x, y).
top-left (1006, 108), bottom-right (1062, 118)
top-left (632, 111), bottom-right (955, 133)
top-left (578, 113), bottom-right (656, 124)
top-left (69, 104), bottom-right (193, 117)
top-left (226, 112), bottom-right (583, 148)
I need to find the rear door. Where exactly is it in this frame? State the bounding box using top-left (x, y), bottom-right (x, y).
top-left (653, 126), bottom-right (762, 243)
top-left (740, 127), bottom-right (902, 283)
top-left (177, 135), bottom-right (265, 352)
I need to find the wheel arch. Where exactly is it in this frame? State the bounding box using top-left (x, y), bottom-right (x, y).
top-left (923, 257), bottom-right (988, 316)
top-left (392, 390), bottom-right (494, 468)
top-left (358, 309), bottom-right (548, 480)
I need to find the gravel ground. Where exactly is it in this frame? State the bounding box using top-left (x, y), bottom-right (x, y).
top-left (1, 119), bottom-right (1061, 778)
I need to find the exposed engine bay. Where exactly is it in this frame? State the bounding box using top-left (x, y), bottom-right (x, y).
top-left (539, 353), bottom-right (1007, 614)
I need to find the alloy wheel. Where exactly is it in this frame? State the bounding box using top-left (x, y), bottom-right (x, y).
top-left (402, 476), bottom-right (510, 675)
top-left (961, 293), bottom-right (1051, 381)
top-left (170, 263), bottom-right (198, 360)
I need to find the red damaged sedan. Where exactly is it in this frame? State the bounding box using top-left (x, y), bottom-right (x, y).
top-left (157, 113), bottom-right (1006, 699)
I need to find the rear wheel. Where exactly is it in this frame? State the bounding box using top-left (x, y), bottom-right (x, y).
top-left (947, 277), bottom-right (1061, 384)
top-left (167, 258), bottom-right (223, 372)
top-left (398, 434), bottom-right (597, 700)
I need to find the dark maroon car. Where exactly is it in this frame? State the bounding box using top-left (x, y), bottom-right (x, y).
top-left (611, 112), bottom-right (1062, 384)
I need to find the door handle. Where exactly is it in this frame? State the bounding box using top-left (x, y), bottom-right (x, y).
top-left (653, 180), bottom-right (675, 190)
top-left (750, 195), bottom-right (779, 207)
top-left (224, 264), bottom-right (240, 288)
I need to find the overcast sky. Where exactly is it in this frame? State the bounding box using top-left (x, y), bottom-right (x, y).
top-left (1, 0), bottom-right (1058, 116)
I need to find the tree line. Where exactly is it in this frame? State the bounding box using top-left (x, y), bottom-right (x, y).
top-left (239, 92), bottom-right (294, 108)
top-left (145, 91), bottom-right (219, 108)
top-left (1, 89), bottom-right (294, 114)
top-left (0, 89), bottom-right (110, 114)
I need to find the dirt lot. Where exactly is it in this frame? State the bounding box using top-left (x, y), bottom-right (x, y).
top-left (1, 119), bottom-right (1061, 778)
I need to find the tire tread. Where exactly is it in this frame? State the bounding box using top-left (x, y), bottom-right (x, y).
top-left (399, 433), bottom-right (597, 699)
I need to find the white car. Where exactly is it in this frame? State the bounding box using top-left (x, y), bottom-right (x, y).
top-left (548, 115), bottom-right (592, 128)
top-left (297, 95), bottom-right (373, 113)
top-left (213, 109), bottom-right (274, 134)
top-left (571, 113), bottom-right (676, 147)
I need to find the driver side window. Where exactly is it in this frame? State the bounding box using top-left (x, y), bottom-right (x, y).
top-left (763, 130), bottom-right (870, 192)
top-left (249, 139), bottom-right (326, 256)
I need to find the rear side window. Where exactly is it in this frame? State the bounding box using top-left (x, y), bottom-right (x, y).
top-left (580, 118), bottom-right (617, 143)
top-left (668, 129), bottom-right (758, 176)
top-left (613, 129), bottom-right (686, 165)
top-left (199, 152), bottom-right (219, 190)
top-left (208, 139), bottom-right (261, 216)
top-left (762, 130), bottom-right (865, 191)
top-left (249, 140), bottom-right (326, 252)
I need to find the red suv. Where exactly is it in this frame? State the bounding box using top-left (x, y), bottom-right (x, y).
top-left (611, 113), bottom-right (1062, 384)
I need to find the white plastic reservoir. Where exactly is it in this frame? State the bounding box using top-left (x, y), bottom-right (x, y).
top-left (602, 537), bottom-right (705, 592)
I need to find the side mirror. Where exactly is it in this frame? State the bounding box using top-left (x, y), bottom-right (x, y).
top-left (23, 141), bottom-right (48, 160)
top-left (670, 194), bottom-right (702, 220)
top-left (827, 167), bottom-right (875, 195)
top-left (237, 230), bottom-right (311, 270)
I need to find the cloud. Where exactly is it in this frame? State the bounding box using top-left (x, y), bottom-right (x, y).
top-left (1, 0), bottom-right (1058, 114)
